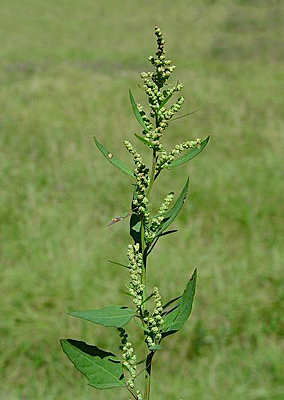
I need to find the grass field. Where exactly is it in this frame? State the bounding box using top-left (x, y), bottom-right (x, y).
top-left (1, 1), bottom-right (284, 399)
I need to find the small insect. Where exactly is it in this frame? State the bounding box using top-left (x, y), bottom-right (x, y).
top-left (108, 153), bottom-right (113, 159)
top-left (107, 211), bottom-right (131, 226)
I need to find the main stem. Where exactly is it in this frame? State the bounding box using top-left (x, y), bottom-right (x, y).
top-left (142, 149), bottom-right (156, 400)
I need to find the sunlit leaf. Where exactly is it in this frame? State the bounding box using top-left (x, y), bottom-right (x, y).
top-left (129, 90), bottom-right (150, 132)
top-left (162, 269), bottom-right (197, 338)
top-left (134, 134), bottom-right (154, 148)
top-left (60, 339), bottom-right (126, 389)
top-left (94, 137), bottom-right (134, 178)
top-left (168, 136), bottom-right (210, 169)
top-left (68, 306), bottom-right (135, 328)
top-left (156, 178), bottom-right (189, 237)
top-left (158, 90), bottom-right (175, 110)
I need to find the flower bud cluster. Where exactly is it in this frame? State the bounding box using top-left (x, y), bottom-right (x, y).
top-left (137, 102), bottom-right (153, 132)
top-left (164, 96), bottom-right (185, 119)
top-left (140, 71), bottom-right (161, 120)
top-left (136, 390), bottom-right (143, 400)
top-left (150, 26), bottom-right (176, 89)
top-left (118, 328), bottom-right (137, 388)
top-left (145, 192), bottom-right (174, 241)
top-left (144, 287), bottom-right (164, 348)
top-left (156, 138), bottom-right (202, 171)
top-left (127, 244), bottom-right (144, 307)
top-left (137, 27), bottom-right (183, 148)
top-left (124, 140), bottom-right (150, 222)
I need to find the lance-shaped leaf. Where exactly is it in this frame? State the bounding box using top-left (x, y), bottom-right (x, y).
top-left (68, 306), bottom-right (135, 328)
top-left (162, 269), bottom-right (197, 337)
top-left (134, 133), bottom-right (155, 148)
top-left (157, 89), bottom-right (175, 111)
top-left (156, 178), bottom-right (189, 237)
top-left (162, 295), bottom-right (181, 315)
top-left (129, 90), bottom-right (150, 132)
top-left (60, 339), bottom-right (126, 389)
top-left (94, 137), bottom-right (134, 178)
top-left (168, 136), bottom-right (210, 169)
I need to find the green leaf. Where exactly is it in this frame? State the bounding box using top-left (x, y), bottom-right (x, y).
top-left (156, 178), bottom-right (189, 237)
top-left (157, 229), bottom-right (178, 238)
top-left (162, 269), bottom-right (197, 337)
top-left (158, 90), bottom-right (175, 111)
top-left (129, 90), bottom-right (150, 132)
top-left (94, 137), bottom-right (134, 178)
top-left (68, 306), bottom-right (135, 328)
top-left (141, 292), bottom-right (154, 305)
top-left (108, 260), bottom-right (130, 269)
top-left (162, 295), bottom-right (181, 314)
top-left (134, 133), bottom-right (154, 148)
top-left (168, 136), bottom-right (210, 169)
top-left (60, 339), bottom-right (126, 389)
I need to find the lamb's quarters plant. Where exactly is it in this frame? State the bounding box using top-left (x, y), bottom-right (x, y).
top-left (60, 26), bottom-right (209, 400)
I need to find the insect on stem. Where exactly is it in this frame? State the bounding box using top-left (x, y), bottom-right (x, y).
top-left (107, 211), bottom-right (131, 226)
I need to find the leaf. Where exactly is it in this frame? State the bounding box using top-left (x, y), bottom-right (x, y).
top-left (156, 178), bottom-right (189, 237)
top-left (162, 269), bottom-right (197, 337)
top-left (171, 109), bottom-right (199, 122)
top-left (161, 295), bottom-right (182, 315)
top-left (134, 133), bottom-right (154, 148)
top-left (157, 229), bottom-right (178, 238)
top-left (168, 136), bottom-right (210, 169)
top-left (108, 260), bottom-right (130, 269)
top-left (94, 137), bottom-right (134, 178)
top-left (158, 90), bottom-right (175, 110)
top-left (60, 339), bottom-right (126, 389)
top-left (141, 292), bottom-right (154, 305)
top-left (129, 90), bottom-right (150, 132)
top-left (68, 306), bottom-right (135, 328)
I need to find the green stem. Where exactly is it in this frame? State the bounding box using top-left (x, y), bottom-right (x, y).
top-left (142, 148), bottom-right (156, 400)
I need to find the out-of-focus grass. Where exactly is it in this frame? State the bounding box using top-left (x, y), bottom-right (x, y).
top-left (0, 1), bottom-right (283, 399)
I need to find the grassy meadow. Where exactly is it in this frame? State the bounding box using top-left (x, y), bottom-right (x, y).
top-left (1, 1), bottom-right (284, 399)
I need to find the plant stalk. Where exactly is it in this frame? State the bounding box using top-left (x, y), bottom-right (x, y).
top-left (142, 148), bottom-right (156, 400)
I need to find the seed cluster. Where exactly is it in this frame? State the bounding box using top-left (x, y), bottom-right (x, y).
top-left (118, 328), bottom-right (137, 388)
top-left (144, 287), bottom-right (164, 348)
top-left (124, 140), bottom-right (150, 223)
top-left (136, 25), bottom-right (201, 164)
top-left (145, 192), bottom-right (174, 241)
top-left (127, 244), bottom-right (144, 307)
top-left (156, 138), bottom-right (202, 171)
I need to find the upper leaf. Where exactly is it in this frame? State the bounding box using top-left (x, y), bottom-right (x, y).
top-left (157, 89), bottom-right (175, 111)
top-left (156, 178), bottom-right (189, 237)
top-left (134, 133), bottom-right (155, 148)
top-left (94, 137), bottom-right (134, 178)
top-left (129, 90), bottom-right (150, 132)
top-left (60, 339), bottom-right (126, 389)
top-left (168, 136), bottom-right (210, 169)
top-left (68, 306), bottom-right (135, 328)
top-left (162, 269), bottom-right (197, 337)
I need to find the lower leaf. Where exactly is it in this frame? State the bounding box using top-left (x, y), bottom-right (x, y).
top-left (60, 339), bottom-right (126, 389)
top-left (161, 269), bottom-right (197, 338)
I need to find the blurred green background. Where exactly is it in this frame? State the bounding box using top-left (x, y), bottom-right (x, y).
top-left (1, 1), bottom-right (283, 399)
